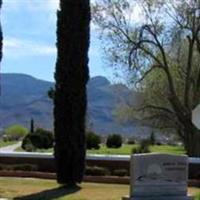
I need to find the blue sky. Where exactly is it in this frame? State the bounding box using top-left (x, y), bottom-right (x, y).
top-left (1, 0), bottom-right (114, 82)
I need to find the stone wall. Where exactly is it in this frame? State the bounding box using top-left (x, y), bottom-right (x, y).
top-left (0, 153), bottom-right (199, 179)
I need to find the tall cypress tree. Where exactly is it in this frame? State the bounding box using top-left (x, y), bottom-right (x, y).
top-left (0, 0), bottom-right (2, 63)
top-left (30, 118), bottom-right (34, 133)
top-left (54, 0), bottom-right (90, 185)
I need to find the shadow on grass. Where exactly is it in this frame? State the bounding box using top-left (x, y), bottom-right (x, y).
top-left (14, 185), bottom-right (81, 200)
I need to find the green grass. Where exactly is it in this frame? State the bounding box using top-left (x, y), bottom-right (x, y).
top-left (16, 144), bottom-right (186, 155)
top-left (0, 177), bottom-right (129, 200)
top-left (150, 144), bottom-right (186, 155)
top-left (192, 189), bottom-right (200, 200)
top-left (195, 193), bottom-right (200, 200)
top-left (0, 140), bottom-right (17, 148)
top-left (87, 144), bottom-right (138, 155)
top-left (89, 144), bottom-right (186, 155)
top-left (0, 177), bottom-right (199, 200)
top-left (15, 146), bottom-right (53, 153)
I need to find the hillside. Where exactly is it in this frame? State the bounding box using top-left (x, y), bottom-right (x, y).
top-left (0, 73), bottom-right (151, 136)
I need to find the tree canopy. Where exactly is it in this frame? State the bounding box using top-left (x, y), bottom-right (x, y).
top-left (93, 0), bottom-right (200, 156)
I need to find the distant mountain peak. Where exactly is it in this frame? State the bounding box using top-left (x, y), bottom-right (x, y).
top-left (0, 73), bottom-right (147, 136)
top-left (89, 76), bottom-right (110, 88)
top-left (1, 73), bottom-right (52, 84)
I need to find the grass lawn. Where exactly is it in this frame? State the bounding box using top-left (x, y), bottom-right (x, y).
top-left (15, 146), bottom-right (53, 153)
top-left (88, 144), bottom-right (186, 155)
top-left (87, 144), bottom-right (138, 155)
top-left (16, 144), bottom-right (186, 155)
top-left (0, 177), bottom-right (128, 200)
top-left (150, 144), bottom-right (185, 155)
top-left (195, 193), bottom-right (200, 200)
top-left (0, 140), bottom-right (17, 148)
top-left (0, 177), bottom-right (199, 200)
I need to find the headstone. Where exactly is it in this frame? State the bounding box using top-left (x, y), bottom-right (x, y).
top-left (122, 153), bottom-right (193, 200)
top-left (192, 104), bottom-right (200, 129)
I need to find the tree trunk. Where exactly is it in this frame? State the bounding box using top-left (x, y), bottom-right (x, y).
top-left (54, 0), bottom-right (90, 185)
top-left (183, 124), bottom-right (200, 157)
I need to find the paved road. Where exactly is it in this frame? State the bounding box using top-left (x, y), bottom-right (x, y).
top-left (0, 141), bottom-right (22, 153)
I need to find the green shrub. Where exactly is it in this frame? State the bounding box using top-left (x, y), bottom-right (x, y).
top-left (0, 164), bottom-right (38, 171)
top-left (0, 165), bottom-right (5, 170)
top-left (22, 128), bottom-right (54, 151)
top-left (86, 131), bottom-right (101, 149)
top-left (127, 138), bottom-right (136, 145)
top-left (0, 164), bottom-right (12, 171)
top-left (150, 132), bottom-right (156, 145)
top-left (112, 169), bottom-right (128, 177)
top-left (132, 139), bottom-right (150, 154)
top-left (85, 166), bottom-right (110, 176)
top-left (156, 142), bottom-right (162, 145)
top-left (106, 134), bottom-right (122, 148)
top-left (22, 140), bottom-right (36, 152)
top-left (13, 164), bottom-right (38, 171)
top-left (3, 124), bottom-right (28, 141)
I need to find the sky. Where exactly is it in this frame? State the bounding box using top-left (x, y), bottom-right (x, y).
top-left (1, 0), bottom-right (114, 82)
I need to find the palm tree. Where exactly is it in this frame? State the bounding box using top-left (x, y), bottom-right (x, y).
top-left (54, 0), bottom-right (90, 185)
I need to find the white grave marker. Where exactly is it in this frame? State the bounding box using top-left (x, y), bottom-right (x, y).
top-left (192, 104), bottom-right (200, 129)
top-left (122, 153), bottom-right (193, 200)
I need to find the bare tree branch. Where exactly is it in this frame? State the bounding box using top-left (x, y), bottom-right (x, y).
top-left (135, 104), bottom-right (175, 114)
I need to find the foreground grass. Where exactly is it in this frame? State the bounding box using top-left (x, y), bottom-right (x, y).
top-left (0, 140), bottom-right (17, 148)
top-left (0, 177), bottom-right (128, 200)
top-left (195, 193), bottom-right (200, 200)
top-left (16, 144), bottom-right (186, 155)
top-left (0, 177), bottom-right (199, 200)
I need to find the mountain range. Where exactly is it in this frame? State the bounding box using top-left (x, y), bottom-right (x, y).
top-left (0, 73), bottom-right (151, 136)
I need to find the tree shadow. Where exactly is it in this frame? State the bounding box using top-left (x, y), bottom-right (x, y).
top-left (14, 185), bottom-right (81, 200)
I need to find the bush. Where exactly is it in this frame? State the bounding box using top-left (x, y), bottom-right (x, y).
top-left (106, 134), bottom-right (122, 148)
top-left (0, 164), bottom-right (38, 171)
top-left (156, 141), bottom-right (162, 145)
top-left (22, 128), bottom-right (54, 151)
top-left (3, 125), bottom-right (28, 141)
top-left (86, 131), bottom-right (101, 149)
top-left (127, 138), bottom-right (136, 145)
top-left (85, 166), bottom-right (110, 176)
top-left (112, 169), bottom-right (128, 177)
top-left (150, 132), bottom-right (156, 145)
top-left (13, 164), bottom-right (38, 171)
top-left (132, 139), bottom-right (150, 154)
top-left (22, 140), bottom-right (36, 152)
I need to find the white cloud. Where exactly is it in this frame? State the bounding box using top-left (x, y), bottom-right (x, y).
top-left (3, 37), bottom-right (56, 57)
top-left (4, 38), bottom-right (20, 48)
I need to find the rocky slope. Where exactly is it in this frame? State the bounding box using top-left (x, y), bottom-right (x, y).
top-left (0, 73), bottom-right (151, 136)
